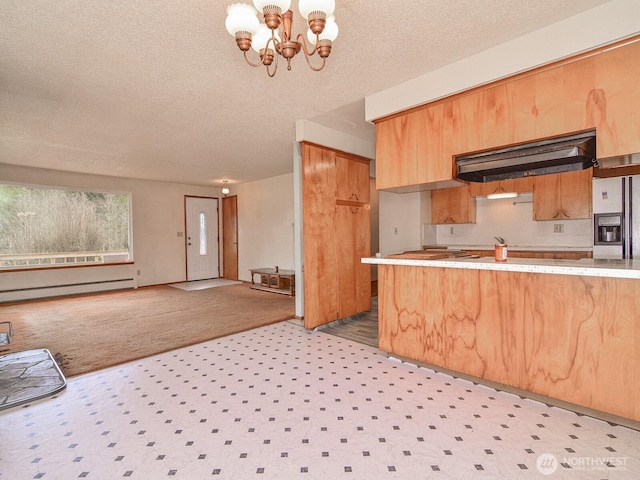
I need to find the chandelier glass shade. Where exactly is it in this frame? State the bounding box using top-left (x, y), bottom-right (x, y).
top-left (225, 1), bottom-right (338, 77)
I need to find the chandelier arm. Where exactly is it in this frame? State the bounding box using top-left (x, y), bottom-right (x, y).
top-left (302, 54), bottom-right (326, 72)
top-left (296, 32), bottom-right (318, 57)
top-left (243, 50), bottom-right (265, 68)
top-left (266, 51), bottom-right (279, 77)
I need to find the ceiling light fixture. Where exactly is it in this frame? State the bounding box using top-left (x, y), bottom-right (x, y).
top-left (225, 1), bottom-right (338, 77)
top-left (221, 180), bottom-right (230, 197)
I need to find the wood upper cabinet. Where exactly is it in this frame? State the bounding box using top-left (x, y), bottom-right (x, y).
top-left (336, 153), bottom-right (370, 203)
top-left (533, 169), bottom-right (593, 220)
top-left (375, 103), bottom-right (454, 190)
top-left (301, 142), bottom-right (371, 329)
top-left (468, 177), bottom-right (534, 197)
top-left (431, 186), bottom-right (476, 224)
top-left (375, 37), bottom-right (640, 192)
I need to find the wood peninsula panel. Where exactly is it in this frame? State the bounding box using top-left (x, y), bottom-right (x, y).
top-left (378, 265), bottom-right (639, 420)
top-left (379, 265), bottom-right (518, 384)
top-left (517, 273), bottom-right (637, 419)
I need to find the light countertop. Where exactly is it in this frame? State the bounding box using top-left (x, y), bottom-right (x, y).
top-left (362, 256), bottom-right (640, 279)
top-left (423, 244), bottom-right (593, 252)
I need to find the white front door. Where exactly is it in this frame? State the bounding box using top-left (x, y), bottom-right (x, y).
top-left (186, 196), bottom-right (219, 281)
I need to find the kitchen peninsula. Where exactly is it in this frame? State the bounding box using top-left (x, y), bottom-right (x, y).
top-left (363, 255), bottom-right (640, 423)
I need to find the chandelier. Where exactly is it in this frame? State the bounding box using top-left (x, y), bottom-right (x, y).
top-left (225, 1), bottom-right (338, 77)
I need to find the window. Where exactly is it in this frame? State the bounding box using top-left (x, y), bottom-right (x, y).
top-left (199, 211), bottom-right (207, 255)
top-left (0, 185), bottom-right (132, 269)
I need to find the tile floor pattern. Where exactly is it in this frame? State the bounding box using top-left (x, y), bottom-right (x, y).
top-left (1, 320), bottom-right (638, 479)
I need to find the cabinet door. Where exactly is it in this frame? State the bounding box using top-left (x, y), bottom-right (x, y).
top-left (336, 205), bottom-right (371, 318)
top-left (533, 174), bottom-right (562, 220)
top-left (502, 177), bottom-right (534, 194)
top-left (468, 177), bottom-right (534, 197)
top-left (430, 188), bottom-right (452, 224)
top-left (431, 187), bottom-right (476, 224)
top-left (533, 169), bottom-right (592, 220)
top-left (448, 186), bottom-right (476, 223)
top-left (468, 182), bottom-right (493, 197)
top-left (336, 154), bottom-right (370, 203)
top-left (375, 113), bottom-right (420, 190)
top-left (302, 143), bottom-right (340, 329)
top-left (560, 169), bottom-right (592, 219)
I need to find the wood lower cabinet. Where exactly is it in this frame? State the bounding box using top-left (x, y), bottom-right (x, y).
top-left (378, 265), bottom-right (639, 421)
top-left (533, 169), bottom-right (592, 220)
top-left (430, 186), bottom-right (476, 224)
top-left (302, 142), bottom-right (371, 329)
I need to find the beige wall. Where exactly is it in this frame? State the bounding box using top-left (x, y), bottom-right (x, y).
top-left (233, 173), bottom-right (295, 283)
top-left (1, 163), bottom-right (219, 298)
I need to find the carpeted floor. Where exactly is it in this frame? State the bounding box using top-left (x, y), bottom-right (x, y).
top-left (2, 283), bottom-right (295, 378)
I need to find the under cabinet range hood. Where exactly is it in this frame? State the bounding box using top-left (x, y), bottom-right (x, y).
top-left (455, 131), bottom-right (596, 182)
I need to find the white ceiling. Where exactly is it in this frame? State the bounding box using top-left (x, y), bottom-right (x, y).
top-left (0, 0), bottom-right (613, 188)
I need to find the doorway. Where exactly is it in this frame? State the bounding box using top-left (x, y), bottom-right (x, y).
top-left (222, 195), bottom-right (239, 280)
top-left (185, 196), bottom-right (219, 281)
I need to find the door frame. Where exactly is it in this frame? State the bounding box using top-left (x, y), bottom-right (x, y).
top-left (184, 195), bottom-right (220, 281)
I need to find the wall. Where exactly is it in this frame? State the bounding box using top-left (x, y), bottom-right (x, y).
top-left (433, 193), bottom-right (592, 248)
top-left (234, 173), bottom-right (295, 283)
top-left (0, 163), bottom-right (218, 300)
top-left (378, 191), bottom-right (422, 255)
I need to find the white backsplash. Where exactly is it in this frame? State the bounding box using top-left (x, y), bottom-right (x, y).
top-left (429, 193), bottom-right (593, 248)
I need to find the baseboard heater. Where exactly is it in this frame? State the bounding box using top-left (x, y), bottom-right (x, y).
top-left (0, 278), bottom-right (137, 303)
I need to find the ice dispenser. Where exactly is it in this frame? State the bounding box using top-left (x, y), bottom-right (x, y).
top-left (594, 213), bottom-right (622, 245)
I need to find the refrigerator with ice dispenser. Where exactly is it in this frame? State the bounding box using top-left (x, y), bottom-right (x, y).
top-left (592, 175), bottom-right (640, 259)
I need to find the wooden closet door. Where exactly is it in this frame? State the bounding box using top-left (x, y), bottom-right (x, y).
top-left (335, 205), bottom-right (371, 318)
top-left (222, 195), bottom-right (238, 280)
top-left (302, 143), bottom-right (339, 329)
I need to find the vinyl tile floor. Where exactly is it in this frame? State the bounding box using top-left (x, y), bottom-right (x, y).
top-left (1, 320), bottom-right (639, 479)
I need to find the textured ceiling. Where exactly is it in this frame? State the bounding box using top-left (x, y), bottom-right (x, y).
top-left (0, 0), bottom-right (613, 188)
